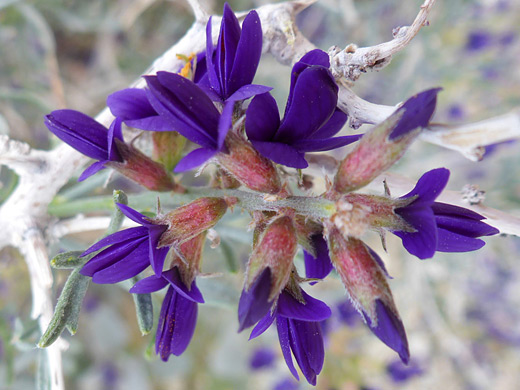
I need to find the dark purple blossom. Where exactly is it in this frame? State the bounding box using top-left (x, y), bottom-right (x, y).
top-left (204, 3), bottom-right (270, 103)
top-left (304, 234), bottom-right (333, 283)
top-left (393, 168), bottom-right (499, 259)
top-left (238, 267), bottom-right (272, 332)
top-left (144, 71), bottom-right (233, 171)
top-left (249, 346), bottom-right (276, 370)
top-left (386, 359), bottom-right (424, 383)
top-left (246, 49), bottom-right (361, 169)
top-left (44, 110), bottom-right (123, 181)
top-left (80, 203), bottom-right (169, 282)
top-left (250, 289), bottom-right (331, 386)
top-left (130, 267), bottom-right (204, 360)
top-left (273, 377), bottom-right (299, 390)
top-left (336, 300), bottom-right (360, 327)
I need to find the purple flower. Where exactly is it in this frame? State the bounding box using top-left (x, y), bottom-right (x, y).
top-left (304, 234), bottom-right (333, 283)
top-left (143, 71), bottom-right (234, 171)
top-left (80, 204), bottom-right (169, 283)
top-left (466, 30), bottom-right (492, 52)
top-left (386, 359), bottom-right (424, 383)
top-left (273, 377), bottom-right (299, 390)
top-left (393, 168), bottom-right (499, 259)
top-left (238, 267), bottom-right (273, 332)
top-left (246, 50), bottom-right (361, 169)
top-left (249, 346), bottom-right (276, 370)
top-left (336, 300), bottom-right (360, 327)
top-left (250, 289), bottom-right (331, 385)
top-left (44, 110), bottom-right (123, 181)
top-left (130, 267), bottom-right (204, 360)
top-left (204, 3), bottom-right (270, 102)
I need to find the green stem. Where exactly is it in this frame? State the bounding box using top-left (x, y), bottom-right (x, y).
top-left (49, 187), bottom-right (336, 219)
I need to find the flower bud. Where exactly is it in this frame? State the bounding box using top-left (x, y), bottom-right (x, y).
top-left (155, 197), bottom-right (228, 247)
top-left (334, 88), bottom-right (440, 193)
top-left (238, 216), bottom-right (297, 331)
top-left (108, 140), bottom-right (180, 192)
top-left (331, 193), bottom-right (413, 238)
top-left (326, 226), bottom-right (409, 363)
top-left (152, 131), bottom-right (187, 172)
top-left (170, 232), bottom-right (206, 288)
top-left (217, 132), bottom-right (281, 194)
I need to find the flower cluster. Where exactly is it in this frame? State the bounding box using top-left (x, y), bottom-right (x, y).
top-left (44, 3), bottom-right (499, 387)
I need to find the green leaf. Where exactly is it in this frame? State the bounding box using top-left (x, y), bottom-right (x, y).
top-left (38, 269), bottom-right (90, 347)
top-left (132, 291), bottom-right (154, 336)
top-left (50, 251), bottom-right (88, 269)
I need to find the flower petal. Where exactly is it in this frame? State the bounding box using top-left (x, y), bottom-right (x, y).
top-left (81, 226), bottom-right (148, 257)
top-left (276, 67), bottom-right (338, 143)
top-left (107, 88), bottom-right (156, 122)
top-left (400, 168), bottom-right (450, 205)
top-left (130, 274), bottom-right (169, 293)
top-left (249, 310), bottom-right (276, 340)
top-left (389, 88), bottom-right (442, 140)
top-left (238, 267), bottom-right (273, 332)
top-left (156, 287), bottom-right (175, 361)
top-left (245, 92), bottom-right (281, 142)
top-left (148, 224), bottom-right (169, 276)
top-left (107, 118), bottom-right (123, 162)
top-left (250, 140), bottom-right (307, 169)
top-left (217, 101), bottom-right (233, 149)
top-left (91, 240), bottom-right (150, 284)
top-left (162, 268), bottom-right (205, 303)
top-left (277, 290), bottom-right (331, 322)
top-left (307, 107), bottom-right (348, 140)
top-left (394, 206), bottom-right (437, 259)
top-left (276, 317), bottom-right (299, 381)
top-left (435, 228), bottom-right (486, 252)
top-left (173, 147), bottom-right (216, 173)
top-left (288, 319), bottom-right (324, 385)
top-left (362, 299), bottom-right (410, 364)
top-left (45, 110), bottom-right (109, 160)
top-left (116, 203), bottom-right (150, 226)
top-left (228, 10), bottom-right (263, 95)
top-left (170, 294), bottom-right (198, 356)
top-left (304, 234), bottom-right (333, 283)
top-left (78, 161), bottom-right (106, 182)
top-left (292, 134), bottom-right (361, 153)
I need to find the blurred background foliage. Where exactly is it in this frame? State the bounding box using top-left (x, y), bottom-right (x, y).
top-left (1, 0), bottom-right (520, 389)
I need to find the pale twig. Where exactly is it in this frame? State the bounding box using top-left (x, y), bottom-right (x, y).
top-left (422, 110), bottom-right (520, 161)
top-left (329, 0), bottom-right (436, 82)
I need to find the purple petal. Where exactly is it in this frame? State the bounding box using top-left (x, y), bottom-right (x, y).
top-left (432, 202), bottom-right (485, 220)
top-left (298, 49), bottom-right (330, 67)
top-left (162, 268), bottom-right (204, 303)
top-left (45, 110), bottom-right (109, 160)
top-left (173, 147), bottom-right (216, 173)
top-left (400, 168), bottom-right (450, 205)
top-left (228, 10), bottom-right (263, 95)
top-left (249, 310), bottom-right (276, 340)
top-left (249, 347), bottom-right (276, 370)
top-left (387, 359), bottom-right (424, 383)
top-left (148, 224), bottom-right (169, 276)
top-left (205, 17), bottom-right (221, 95)
top-left (276, 317), bottom-right (299, 381)
top-left (389, 88), bottom-right (441, 140)
top-left (308, 108), bottom-right (348, 139)
top-left (292, 134), bottom-right (361, 153)
top-left (277, 290), bottom-right (331, 322)
top-left (245, 93), bottom-right (281, 142)
top-left (170, 294), bottom-right (198, 356)
top-left (217, 101), bottom-right (233, 149)
top-left (81, 226), bottom-right (148, 256)
top-left (276, 67), bottom-right (338, 143)
top-left (78, 160), bottom-right (106, 181)
top-left (218, 3), bottom-right (241, 96)
top-left (362, 299), bottom-right (410, 364)
top-left (250, 140), bottom-right (307, 169)
top-left (304, 234), bottom-right (333, 283)
top-left (156, 287), bottom-right (175, 361)
top-left (287, 319), bottom-right (324, 385)
top-left (367, 247), bottom-right (391, 278)
top-left (116, 203), bottom-right (150, 226)
top-left (227, 84), bottom-right (272, 102)
top-left (130, 274), bottom-right (169, 293)
top-left (238, 267), bottom-right (273, 332)
top-left (107, 88), bottom-right (156, 121)
top-left (91, 240), bottom-right (150, 284)
top-left (435, 215), bottom-right (499, 238)
top-left (394, 207), bottom-right (437, 259)
top-left (435, 228), bottom-right (486, 252)
top-left (145, 75), bottom-right (218, 149)
top-left (107, 118), bottom-right (123, 162)
top-left (125, 116), bottom-right (173, 132)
